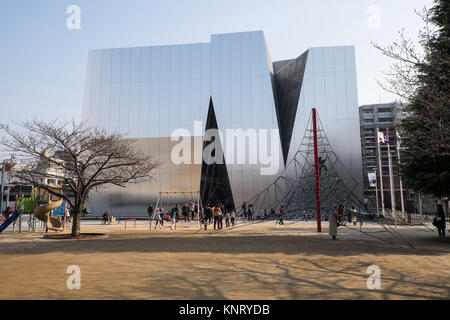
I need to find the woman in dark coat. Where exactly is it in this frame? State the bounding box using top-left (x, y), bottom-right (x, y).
top-left (433, 204), bottom-right (446, 238)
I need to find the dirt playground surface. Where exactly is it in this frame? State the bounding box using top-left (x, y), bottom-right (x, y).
top-left (1, 220), bottom-right (449, 299)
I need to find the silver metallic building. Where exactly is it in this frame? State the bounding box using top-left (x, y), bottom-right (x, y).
top-left (82, 31), bottom-right (362, 216)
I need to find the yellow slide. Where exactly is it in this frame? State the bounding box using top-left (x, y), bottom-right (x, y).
top-left (34, 200), bottom-right (64, 232)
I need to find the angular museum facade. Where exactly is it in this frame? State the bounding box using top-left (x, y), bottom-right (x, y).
top-left (82, 31), bottom-right (362, 216)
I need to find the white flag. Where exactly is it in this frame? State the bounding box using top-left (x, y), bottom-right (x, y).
top-left (377, 131), bottom-right (385, 143)
top-left (368, 172), bottom-right (377, 187)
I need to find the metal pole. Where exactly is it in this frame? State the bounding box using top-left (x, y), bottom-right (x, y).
top-left (373, 168), bottom-right (380, 216)
top-left (376, 128), bottom-right (385, 216)
top-left (418, 193), bottom-right (423, 224)
top-left (63, 201), bottom-right (67, 231)
top-left (197, 192), bottom-right (201, 230)
top-left (6, 186), bottom-right (10, 209)
top-left (0, 160), bottom-right (5, 213)
top-left (387, 129), bottom-right (396, 225)
top-left (396, 129), bottom-right (405, 217)
top-left (312, 108), bottom-right (322, 233)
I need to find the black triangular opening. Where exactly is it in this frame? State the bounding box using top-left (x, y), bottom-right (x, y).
top-left (274, 50), bottom-right (308, 165)
top-left (200, 97), bottom-right (235, 210)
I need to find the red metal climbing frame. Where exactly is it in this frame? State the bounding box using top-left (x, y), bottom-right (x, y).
top-left (312, 108), bottom-right (322, 233)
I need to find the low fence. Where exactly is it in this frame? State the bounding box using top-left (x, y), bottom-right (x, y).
top-left (1, 213), bottom-right (46, 233)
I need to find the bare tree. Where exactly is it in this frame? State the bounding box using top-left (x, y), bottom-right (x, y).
top-left (373, 3), bottom-right (450, 198)
top-left (1, 120), bottom-right (159, 237)
top-left (373, 7), bottom-right (449, 155)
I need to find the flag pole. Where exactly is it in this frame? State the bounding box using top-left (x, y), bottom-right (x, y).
top-left (373, 168), bottom-right (380, 216)
top-left (396, 128), bottom-right (405, 218)
top-left (376, 128), bottom-right (385, 216)
top-left (386, 128), bottom-right (396, 226)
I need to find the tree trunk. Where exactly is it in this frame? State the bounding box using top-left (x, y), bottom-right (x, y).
top-left (71, 207), bottom-right (82, 237)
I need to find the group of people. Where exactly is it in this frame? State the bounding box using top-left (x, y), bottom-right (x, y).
top-left (147, 201), bottom-right (238, 231)
top-left (102, 211), bottom-right (117, 224)
top-left (147, 201), bottom-right (200, 230)
top-left (147, 205), bottom-right (166, 229)
top-left (202, 204), bottom-right (236, 230)
top-left (240, 202), bottom-right (255, 221)
top-left (241, 202), bottom-right (284, 224)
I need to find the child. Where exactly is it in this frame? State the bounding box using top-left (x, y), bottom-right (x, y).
top-left (225, 211), bottom-right (231, 228)
top-left (154, 208), bottom-right (163, 229)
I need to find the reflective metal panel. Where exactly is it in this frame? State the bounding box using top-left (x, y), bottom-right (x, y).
top-left (286, 46), bottom-right (363, 193)
top-left (82, 32), bottom-right (361, 216)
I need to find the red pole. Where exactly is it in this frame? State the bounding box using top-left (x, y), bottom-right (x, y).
top-left (312, 108), bottom-right (322, 233)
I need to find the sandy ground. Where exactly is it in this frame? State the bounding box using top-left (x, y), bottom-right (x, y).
top-left (0, 219), bottom-right (449, 300)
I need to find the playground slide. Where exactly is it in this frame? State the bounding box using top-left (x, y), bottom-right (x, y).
top-left (34, 200), bottom-right (64, 231)
top-left (0, 212), bottom-right (20, 234)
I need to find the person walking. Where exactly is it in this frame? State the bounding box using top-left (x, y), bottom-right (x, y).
top-left (182, 204), bottom-right (190, 222)
top-left (302, 209), bottom-right (308, 221)
top-left (338, 205), bottom-right (345, 226)
top-left (241, 202), bottom-right (247, 220)
top-left (199, 205), bottom-right (208, 230)
top-left (206, 204), bottom-right (212, 224)
top-left (270, 208), bottom-right (275, 218)
top-left (154, 208), bottom-right (164, 229)
top-left (171, 207), bottom-right (177, 230)
top-left (175, 204), bottom-right (181, 220)
top-left (277, 206), bottom-right (285, 225)
top-left (63, 205), bottom-right (70, 227)
top-left (225, 211), bottom-right (231, 228)
top-left (102, 211), bottom-right (109, 224)
top-left (433, 204), bottom-right (446, 239)
top-left (160, 208), bottom-right (165, 227)
top-left (248, 204), bottom-right (254, 222)
top-left (189, 201), bottom-right (195, 220)
top-left (147, 203), bottom-right (154, 219)
top-left (213, 205), bottom-right (222, 230)
top-left (218, 210), bottom-right (224, 230)
top-left (350, 205), bottom-right (358, 226)
top-left (194, 203), bottom-right (199, 221)
top-left (231, 210), bottom-right (236, 226)
top-left (329, 205), bottom-right (343, 240)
